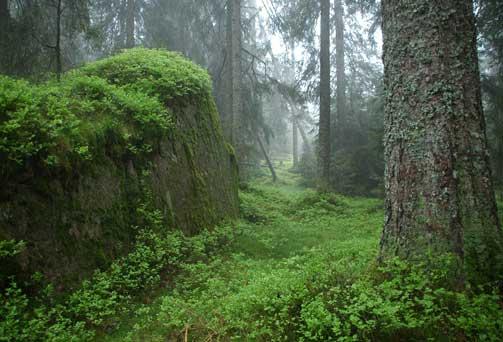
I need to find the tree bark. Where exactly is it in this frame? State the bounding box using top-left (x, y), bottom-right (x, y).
top-left (0, 0), bottom-right (8, 30)
top-left (380, 0), bottom-right (503, 283)
top-left (291, 41), bottom-right (299, 167)
top-left (125, 0), bottom-right (135, 48)
top-left (318, 0), bottom-right (331, 189)
top-left (298, 121), bottom-right (311, 154)
top-left (293, 119), bottom-right (299, 167)
top-left (223, 0), bottom-right (233, 142)
top-left (231, 0), bottom-right (242, 149)
top-left (256, 132), bottom-right (277, 182)
top-left (334, 0), bottom-right (346, 147)
top-left (55, 0), bottom-right (62, 81)
top-left (0, 0), bottom-right (9, 69)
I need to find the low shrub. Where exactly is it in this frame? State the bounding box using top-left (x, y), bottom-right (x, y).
top-left (0, 210), bottom-right (235, 341)
top-left (0, 72), bottom-right (173, 182)
top-left (149, 253), bottom-right (503, 341)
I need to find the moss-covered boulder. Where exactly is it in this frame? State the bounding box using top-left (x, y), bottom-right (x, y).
top-left (0, 49), bottom-right (239, 287)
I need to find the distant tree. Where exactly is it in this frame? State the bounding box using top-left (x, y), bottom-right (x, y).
top-left (91, 0), bottom-right (141, 55)
top-left (48, 0), bottom-right (63, 80)
top-left (293, 119), bottom-right (299, 167)
top-left (478, 0), bottom-right (503, 190)
top-left (0, 0), bottom-right (90, 77)
top-left (0, 0), bottom-right (8, 29)
top-left (223, 0), bottom-right (234, 141)
top-left (477, 0), bottom-right (503, 66)
top-left (483, 74), bottom-right (503, 189)
top-left (0, 0), bottom-right (9, 70)
top-left (334, 0), bottom-right (346, 146)
top-left (291, 42), bottom-right (299, 168)
top-left (125, 0), bottom-right (135, 48)
top-left (231, 0), bottom-right (243, 150)
top-left (318, 0), bottom-right (331, 189)
top-left (380, 0), bottom-right (503, 284)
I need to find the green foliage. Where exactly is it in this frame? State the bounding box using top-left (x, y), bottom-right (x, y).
top-left (239, 186), bottom-right (282, 224)
top-left (298, 147), bottom-right (318, 188)
top-left (0, 282), bottom-right (93, 342)
top-left (0, 240), bottom-right (27, 287)
top-left (0, 48), bottom-right (221, 188)
top-left (0, 176), bottom-right (235, 341)
top-left (284, 191), bottom-right (356, 225)
top-left (2, 161), bottom-right (502, 341)
top-left (0, 53), bottom-right (176, 181)
top-left (77, 48), bottom-right (212, 105)
top-left (0, 240), bottom-right (26, 259)
top-left (109, 171), bottom-right (503, 342)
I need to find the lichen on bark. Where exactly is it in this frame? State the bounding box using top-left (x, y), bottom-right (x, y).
top-left (380, 0), bottom-right (503, 284)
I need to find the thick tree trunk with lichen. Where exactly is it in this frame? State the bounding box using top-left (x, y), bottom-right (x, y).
top-left (318, 0), bottom-right (331, 189)
top-left (380, 0), bottom-right (503, 283)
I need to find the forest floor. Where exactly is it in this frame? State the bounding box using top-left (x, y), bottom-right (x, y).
top-left (104, 163), bottom-right (383, 341)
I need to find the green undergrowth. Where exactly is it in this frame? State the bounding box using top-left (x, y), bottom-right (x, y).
top-left (77, 48), bottom-right (212, 105)
top-left (0, 185), bottom-right (236, 341)
top-left (2, 166), bottom-right (502, 341)
top-left (0, 48), bottom-right (212, 182)
top-left (102, 168), bottom-right (503, 341)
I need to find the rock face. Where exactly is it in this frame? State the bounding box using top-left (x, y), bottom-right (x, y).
top-left (0, 49), bottom-right (239, 286)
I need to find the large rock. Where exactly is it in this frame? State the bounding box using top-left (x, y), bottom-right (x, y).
top-left (0, 49), bottom-right (239, 287)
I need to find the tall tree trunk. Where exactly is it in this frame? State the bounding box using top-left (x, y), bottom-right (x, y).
top-left (125, 0), bottom-right (135, 48)
top-left (0, 0), bottom-right (9, 71)
top-left (55, 0), bottom-right (62, 81)
top-left (318, 0), bottom-right (331, 189)
top-left (256, 133), bottom-right (277, 182)
top-left (231, 0), bottom-right (242, 149)
top-left (223, 0), bottom-right (233, 142)
top-left (0, 0), bottom-right (8, 30)
top-left (298, 121), bottom-right (311, 154)
top-left (291, 41), bottom-right (299, 167)
top-left (293, 120), bottom-right (299, 167)
top-left (334, 0), bottom-right (346, 147)
top-left (380, 0), bottom-right (503, 283)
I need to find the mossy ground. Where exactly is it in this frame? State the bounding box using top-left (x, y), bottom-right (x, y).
top-left (103, 161), bottom-right (383, 341)
top-left (2, 161), bottom-right (502, 341)
top-left (97, 163), bottom-right (503, 341)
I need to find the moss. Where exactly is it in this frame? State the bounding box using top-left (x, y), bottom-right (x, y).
top-left (77, 48), bottom-right (212, 107)
top-left (0, 48), bottom-right (239, 288)
top-left (380, 0), bottom-right (503, 285)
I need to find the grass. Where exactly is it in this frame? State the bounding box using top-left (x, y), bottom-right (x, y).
top-left (102, 162), bottom-right (384, 341)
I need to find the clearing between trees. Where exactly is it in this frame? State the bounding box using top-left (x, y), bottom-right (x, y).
top-left (102, 164), bottom-right (503, 341)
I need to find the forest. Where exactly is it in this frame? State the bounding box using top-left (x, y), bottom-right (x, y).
top-left (0, 0), bottom-right (503, 341)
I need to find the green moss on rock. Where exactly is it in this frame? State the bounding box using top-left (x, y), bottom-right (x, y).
top-left (77, 48), bottom-right (212, 105)
top-left (0, 49), bottom-right (239, 288)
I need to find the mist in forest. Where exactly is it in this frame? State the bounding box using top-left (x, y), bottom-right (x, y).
top-left (1, 1), bottom-right (503, 341)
